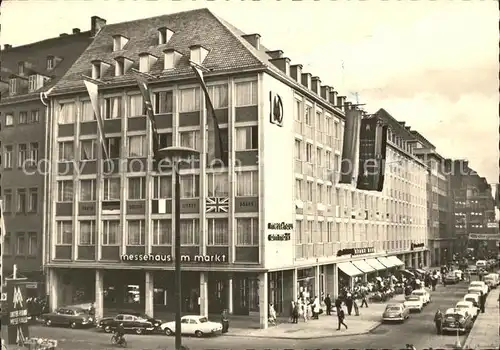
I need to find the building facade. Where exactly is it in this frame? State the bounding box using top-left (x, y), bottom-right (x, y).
top-left (44, 8), bottom-right (429, 328)
top-left (0, 22), bottom-right (95, 289)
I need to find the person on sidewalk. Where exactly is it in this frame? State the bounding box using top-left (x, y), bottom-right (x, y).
top-left (268, 303), bottom-right (277, 326)
top-left (345, 294), bottom-right (353, 316)
top-left (289, 301), bottom-right (295, 323)
top-left (292, 301), bottom-right (299, 324)
top-left (360, 288), bottom-right (369, 308)
top-left (337, 308), bottom-right (348, 330)
top-left (335, 297), bottom-right (342, 313)
top-left (324, 294), bottom-right (332, 315)
top-left (221, 309), bottom-right (229, 333)
top-left (479, 292), bottom-right (486, 313)
top-left (434, 309), bottom-right (443, 335)
top-left (353, 299), bottom-right (359, 316)
top-left (312, 296), bottom-right (321, 319)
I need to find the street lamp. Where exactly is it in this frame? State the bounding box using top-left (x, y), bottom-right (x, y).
top-left (155, 146), bottom-right (200, 350)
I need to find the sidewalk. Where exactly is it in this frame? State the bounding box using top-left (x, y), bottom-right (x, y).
top-left (464, 288), bottom-right (500, 349)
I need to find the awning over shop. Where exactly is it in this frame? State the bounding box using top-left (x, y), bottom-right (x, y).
top-left (415, 268), bottom-right (426, 275)
top-left (338, 262), bottom-right (363, 277)
top-left (351, 260), bottom-right (376, 273)
top-left (377, 256), bottom-right (395, 268)
top-left (387, 256), bottom-right (404, 267)
top-left (365, 258), bottom-right (386, 271)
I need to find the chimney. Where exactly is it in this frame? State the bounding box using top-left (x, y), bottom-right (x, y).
top-left (59, 33), bottom-right (68, 37)
top-left (336, 95), bottom-right (346, 109)
top-left (72, 28), bottom-right (81, 34)
top-left (311, 77), bottom-right (321, 94)
top-left (242, 34), bottom-right (261, 50)
top-left (4, 44), bottom-right (11, 50)
top-left (320, 86), bottom-right (330, 100)
top-left (269, 57), bottom-right (290, 75)
top-left (345, 102), bottom-right (352, 111)
top-left (329, 90), bottom-right (338, 105)
top-left (301, 73), bottom-right (312, 89)
top-left (290, 64), bottom-right (302, 82)
top-left (91, 16), bottom-right (107, 37)
top-left (189, 45), bottom-right (209, 65)
top-left (266, 50), bottom-right (283, 59)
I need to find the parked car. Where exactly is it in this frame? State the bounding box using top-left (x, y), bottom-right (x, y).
top-left (468, 286), bottom-right (484, 296)
top-left (98, 313), bottom-right (161, 335)
top-left (403, 295), bottom-right (424, 312)
top-left (43, 307), bottom-right (94, 328)
top-left (441, 308), bottom-right (473, 334)
top-left (484, 273), bottom-right (499, 288)
top-left (452, 270), bottom-right (463, 280)
top-left (463, 293), bottom-right (480, 308)
top-left (382, 303), bottom-right (410, 322)
top-left (476, 260), bottom-right (487, 268)
top-left (160, 315), bottom-right (223, 337)
top-left (469, 281), bottom-right (489, 294)
top-left (455, 300), bottom-right (479, 319)
top-left (444, 273), bottom-right (460, 284)
top-left (467, 266), bottom-right (478, 275)
top-left (411, 289), bottom-right (431, 304)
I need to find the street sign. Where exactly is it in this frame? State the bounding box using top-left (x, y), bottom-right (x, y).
top-left (468, 233), bottom-right (500, 241)
top-left (6, 280), bottom-right (30, 344)
top-left (487, 222), bottom-right (498, 228)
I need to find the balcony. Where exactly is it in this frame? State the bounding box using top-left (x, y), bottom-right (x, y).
top-left (304, 125), bottom-right (313, 139)
top-left (294, 120), bottom-right (303, 134)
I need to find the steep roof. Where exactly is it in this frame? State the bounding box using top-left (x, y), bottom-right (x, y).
top-left (374, 108), bottom-right (416, 140)
top-left (0, 31), bottom-right (94, 103)
top-left (53, 8), bottom-right (268, 93)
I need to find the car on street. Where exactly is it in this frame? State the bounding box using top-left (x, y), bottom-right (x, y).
top-left (403, 295), bottom-right (424, 312)
top-left (411, 289), bottom-right (431, 304)
top-left (441, 308), bottom-right (473, 334)
top-left (469, 281), bottom-right (489, 294)
top-left (452, 270), bottom-right (463, 280)
top-left (468, 286), bottom-right (484, 296)
top-left (455, 300), bottom-right (479, 319)
top-left (463, 293), bottom-right (480, 308)
top-left (483, 273), bottom-right (499, 288)
top-left (98, 313), bottom-right (161, 335)
top-left (444, 273), bottom-right (460, 284)
top-left (160, 315), bottom-right (223, 337)
top-left (475, 260), bottom-right (487, 268)
top-left (467, 266), bottom-right (478, 275)
top-left (43, 307), bottom-right (94, 329)
top-left (382, 303), bottom-right (410, 322)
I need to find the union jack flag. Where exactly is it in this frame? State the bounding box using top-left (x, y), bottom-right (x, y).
top-left (206, 197), bottom-right (229, 213)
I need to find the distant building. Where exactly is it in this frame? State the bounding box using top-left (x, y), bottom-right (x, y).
top-left (0, 18), bottom-right (97, 292)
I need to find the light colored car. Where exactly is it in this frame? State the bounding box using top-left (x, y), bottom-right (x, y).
top-left (484, 273), bottom-right (499, 288)
top-left (452, 270), bottom-right (463, 280)
top-left (455, 300), bottom-right (479, 319)
top-left (403, 295), bottom-right (424, 312)
top-left (463, 293), bottom-right (480, 308)
top-left (382, 303), bottom-right (410, 322)
top-left (468, 286), bottom-right (483, 296)
top-left (476, 260), bottom-right (487, 268)
top-left (160, 315), bottom-right (223, 337)
top-left (469, 281), bottom-right (489, 295)
top-left (411, 289), bottom-right (431, 304)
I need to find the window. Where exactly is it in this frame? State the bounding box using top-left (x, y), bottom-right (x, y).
top-left (106, 137), bottom-right (121, 158)
top-left (16, 189), bottom-right (26, 213)
top-left (294, 139), bottom-right (302, 159)
top-left (104, 178), bottom-right (120, 201)
top-left (102, 220), bottom-right (119, 245)
top-left (79, 221), bottom-right (96, 245)
top-left (4, 233), bottom-right (11, 255)
top-left (305, 105), bottom-right (312, 125)
top-left (27, 233), bottom-right (37, 256)
top-left (317, 184), bottom-right (323, 203)
top-left (57, 180), bottom-right (74, 202)
top-left (306, 143), bottom-right (312, 163)
top-left (154, 91), bottom-right (173, 114)
top-left (207, 218), bottom-right (229, 245)
top-left (236, 218), bottom-right (259, 246)
top-left (152, 219), bottom-right (172, 245)
top-left (316, 147), bottom-right (322, 166)
top-left (316, 111), bottom-right (323, 130)
top-left (104, 97), bottom-right (122, 119)
top-left (58, 141), bottom-right (74, 162)
top-left (159, 132), bottom-right (173, 148)
top-left (28, 188), bottom-right (38, 212)
top-left (294, 99), bottom-right (302, 121)
top-left (180, 175), bottom-right (199, 198)
top-left (153, 176), bottom-right (172, 199)
top-left (180, 219), bottom-right (200, 245)
top-left (326, 150), bottom-right (332, 168)
top-left (236, 171), bottom-right (258, 196)
top-left (80, 139), bottom-right (96, 161)
top-left (28, 142), bottom-right (39, 162)
top-left (306, 181), bottom-right (313, 201)
top-left (179, 88), bottom-right (200, 112)
top-left (16, 234), bottom-right (25, 255)
top-left (128, 95), bottom-right (144, 117)
top-left (17, 144), bottom-right (27, 167)
top-left (128, 135), bottom-right (147, 157)
top-left (4, 145), bottom-right (13, 168)
top-left (235, 126), bottom-right (258, 150)
top-left (207, 173), bottom-right (229, 197)
top-left (3, 189), bottom-right (12, 212)
top-left (80, 100), bottom-right (95, 122)
top-left (47, 56), bottom-right (54, 70)
top-left (9, 78), bottom-right (18, 94)
top-left (5, 114), bottom-right (14, 126)
top-left (59, 102), bottom-right (75, 124)
top-left (127, 220), bottom-right (145, 245)
top-left (19, 111), bottom-right (28, 124)
top-left (179, 130), bottom-right (200, 151)
top-left (235, 81), bottom-right (257, 106)
top-left (28, 75), bottom-right (38, 92)
top-left (56, 221), bottom-right (73, 245)
top-left (295, 179), bottom-right (302, 200)
top-left (80, 179), bottom-right (96, 201)
top-left (128, 177), bottom-right (146, 199)
top-left (208, 84), bottom-right (228, 108)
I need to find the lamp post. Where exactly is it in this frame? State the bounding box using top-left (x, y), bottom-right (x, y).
top-left (155, 146), bottom-right (200, 350)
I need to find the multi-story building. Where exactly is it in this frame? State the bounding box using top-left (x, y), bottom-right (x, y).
top-left (44, 8), bottom-right (428, 328)
top-left (409, 131), bottom-right (453, 265)
top-left (0, 20), bottom-right (96, 290)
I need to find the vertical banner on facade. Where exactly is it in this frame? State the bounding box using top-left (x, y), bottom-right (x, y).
top-left (339, 108), bottom-right (362, 185)
top-left (83, 78), bottom-right (110, 161)
top-left (6, 281), bottom-right (30, 344)
top-left (377, 124), bottom-right (388, 191)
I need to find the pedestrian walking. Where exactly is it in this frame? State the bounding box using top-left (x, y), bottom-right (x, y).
top-left (434, 309), bottom-right (443, 335)
top-left (291, 301), bottom-right (299, 324)
top-left (337, 308), bottom-right (348, 330)
top-left (480, 292), bottom-right (486, 313)
top-left (353, 299), bottom-right (359, 316)
top-left (345, 294), bottom-right (353, 316)
top-left (335, 297), bottom-right (342, 313)
top-left (360, 290), bottom-right (368, 308)
top-left (324, 294), bottom-right (332, 315)
top-left (221, 309), bottom-right (229, 333)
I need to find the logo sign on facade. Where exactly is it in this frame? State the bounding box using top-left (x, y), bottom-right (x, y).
top-left (337, 247), bottom-right (375, 257)
top-left (267, 222), bottom-right (293, 242)
top-left (268, 233), bottom-right (291, 241)
top-left (487, 222), bottom-right (498, 228)
top-left (269, 91), bottom-right (284, 127)
top-left (6, 281), bottom-right (30, 344)
top-left (411, 243), bottom-right (425, 250)
top-left (267, 222), bottom-right (293, 230)
top-left (468, 233), bottom-right (500, 241)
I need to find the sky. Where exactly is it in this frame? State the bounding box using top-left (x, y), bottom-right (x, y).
top-left (2, 0), bottom-right (498, 184)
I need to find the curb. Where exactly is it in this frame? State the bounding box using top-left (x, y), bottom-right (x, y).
top-left (463, 289), bottom-right (499, 348)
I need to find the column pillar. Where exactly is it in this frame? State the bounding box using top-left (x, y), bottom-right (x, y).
top-left (227, 277), bottom-right (233, 314)
top-left (199, 272), bottom-right (208, 317)
top-left (145, 272), bottom-right (154, 318)
top-left (333, 264), bottom-right (339, 299)
top-left (48, 268), bottom-right (59, 312)
top-left (314, 265), bottom-right (320, 297)
top-left (325, 265), bottom-right (334, 295)
top-left (95, 269), bottom-right (104, 322)
top-left (258, 272), bottom-right (268, 329)
top-left (292, 269), bottom-right (298, 302)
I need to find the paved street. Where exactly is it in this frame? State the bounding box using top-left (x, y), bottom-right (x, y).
top-left (29, 279), bottom-right (475, 349)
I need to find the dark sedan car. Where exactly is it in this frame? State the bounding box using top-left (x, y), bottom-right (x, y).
top-left (98, 313), bottom-right (161, 335)
top-left (43, 307), bottom-right (94, 328)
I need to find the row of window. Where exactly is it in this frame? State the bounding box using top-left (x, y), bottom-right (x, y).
top-left (58, 81), bottom-right (257, 124)
top-left (2, 188), bottom-right (38, 214)
top-left (3, 143), bottom-right (39, 169)
top-left (56, 172), bottom-right (258, 201)
top-left (3, 232), bottom-right (37, 256)
top-left (55, 217), bottom-right (259, 246)
top-left (4, 110), bottom-right (40, 127)
top-left (295, 139), bottom-right (340, 168)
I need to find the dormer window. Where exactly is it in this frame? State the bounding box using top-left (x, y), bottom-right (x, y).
top-left (18, 62), bottom-right (25, 75)
top-left (9, 78), bottom-right (18, 95)
top-left (158, 27), bottom-right (174, 45)
top-left (112, 35), bottom-right (129, 51)
top-left (47, 56), bottom-right (54, 70)
top-left (28, 75), bottom-right (38, 92)
top-left (91, 60), bottom-right (111, 80)
top-left (138, 53), bottom-right (158, 73)
top-left (163, 49), bottom-right (183, 70)
top-left (114, 57), bottom-right (133, 77)
top-left (189, 45), bottom-right (209, 66)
